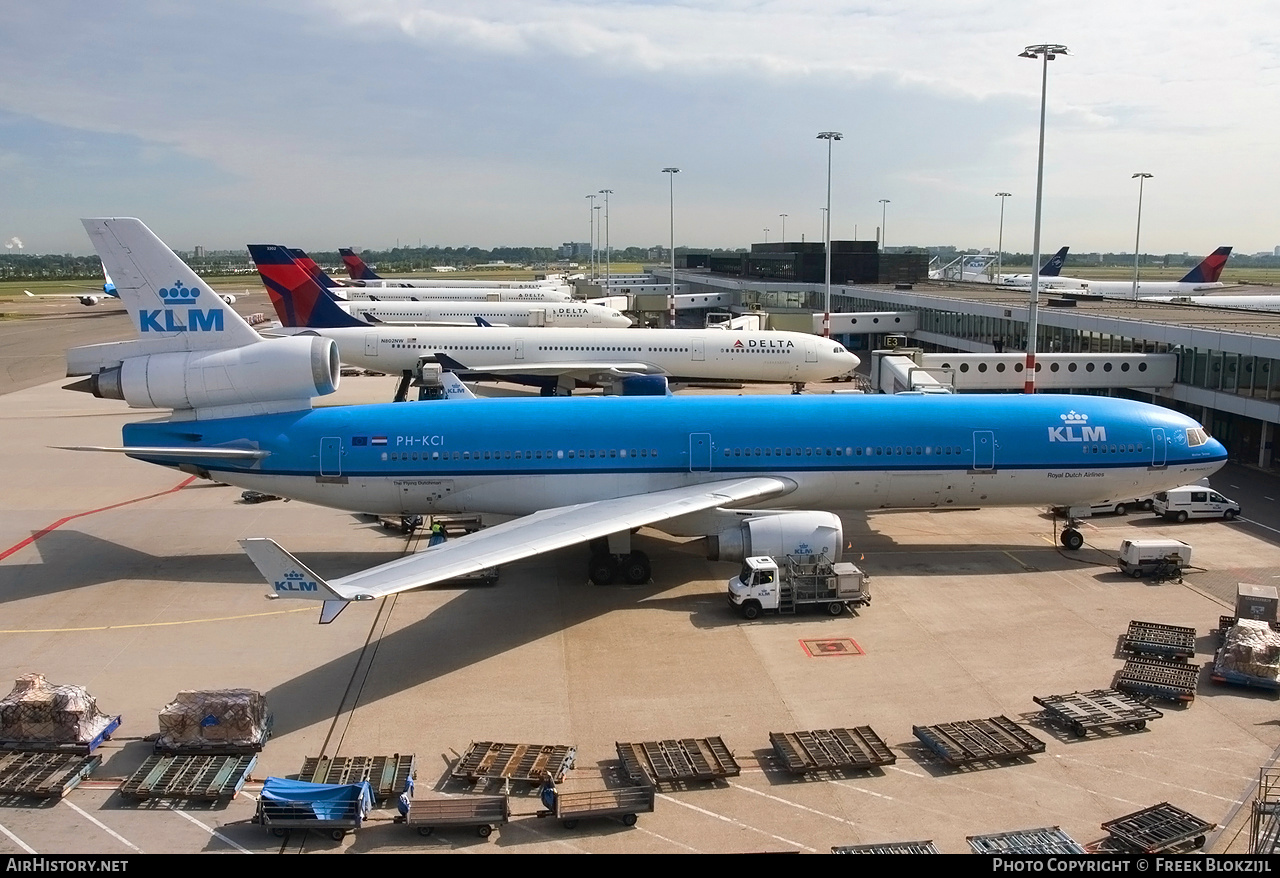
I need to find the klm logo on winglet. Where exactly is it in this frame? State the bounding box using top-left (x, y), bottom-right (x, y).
top-left (139, 281), bottom-right (224, 333)
top-left (1048, 411), bottom-right (1106, 443)
top-left (274, 570), bottom-right (319, 593)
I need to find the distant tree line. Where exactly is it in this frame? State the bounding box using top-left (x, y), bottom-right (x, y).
top-left (3, 244), bottom-right (1274, 281)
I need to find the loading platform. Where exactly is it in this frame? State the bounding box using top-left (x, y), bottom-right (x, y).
top-left (912, 716), bottom-right (1046, 767)
top-left (1033, 688), bottom-right (1164, 737)
top-left (833, 840), bottom-right (939, 854)
top-left (451, 742), bottom-right (576, 785)
top-left (0, 715), bottom-right (121, 757)
top-left (1102, 802), bottom-right (1214, 853)
top-left (967, 826), bottom-right (1087, 854)
top-left (297, 753), bottom-right (415, 802)
top-left (615, 737), bottom-right (740, 786)
top-left (1115, 656), bottom-right (1200, 702)
top-left (769, 727), bottom-right (896, 774)
top-left (1122, 620), bottom-right (1197, 660)
top-left (119, 753), bottom-right (256, 801)
top-left (0, 751), bottom-right (101, 799)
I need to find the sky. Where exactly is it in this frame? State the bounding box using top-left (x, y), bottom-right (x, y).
top-left (1, 1), bottom-right (1277, 257)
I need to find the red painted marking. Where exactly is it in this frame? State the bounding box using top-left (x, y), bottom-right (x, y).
top-left (0, 476), bottom-right (198, 562)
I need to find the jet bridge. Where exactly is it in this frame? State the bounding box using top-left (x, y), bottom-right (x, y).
top-left (869, 350), bottom-right (1177, 394)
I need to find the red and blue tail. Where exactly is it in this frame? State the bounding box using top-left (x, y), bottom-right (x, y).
top-left (339, 247), bottom-right (381, 280)
top-left (248, 244), bottom-right (366, 329)
top-left (288, 249), bottom-right (345, 289)
top-left (1178, 247), bottom-right (1232, 284)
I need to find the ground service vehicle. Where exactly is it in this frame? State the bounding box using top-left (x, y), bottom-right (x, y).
top-left (1117, 539), bottom-right (1193, 579)
top-left (1152, 486), bottom-right (1240, 522)
top-left (729, 554), bottom-right (870, 618)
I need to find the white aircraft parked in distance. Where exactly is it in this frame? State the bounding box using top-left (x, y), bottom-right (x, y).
top-left (1055, 247), bottom-right (1233, 298)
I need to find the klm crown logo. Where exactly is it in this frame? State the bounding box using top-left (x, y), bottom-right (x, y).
top-left (1060, 411), bottom-right (1088, 424)
top-left (273, 570), bottom-right (319, 593)
top-left (158, 281), bottom-right (200, 303)
top-left (140, 280), bottom-right (223, 333)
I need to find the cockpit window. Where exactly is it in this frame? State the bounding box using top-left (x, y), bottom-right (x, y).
top-left (1187, 427), bottom-right (1210, 447)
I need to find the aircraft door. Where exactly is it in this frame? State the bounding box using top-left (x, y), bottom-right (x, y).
top-left (692, 338), bottom-right (705, 361)
top-left (1151, 428), bottom-right (1167, 467)
top-left (972, 430), bottom-right (995, 471)
top-left (806, 339), bottom-right (818, 362)
top-left (320, 437), bottom-right (343, 477)
top-left (515, 338), bottom-right (525, 360)
top-left (364, 333), bottom-right (379, 357)
top-left (689, 433), bottom-right (712, 471)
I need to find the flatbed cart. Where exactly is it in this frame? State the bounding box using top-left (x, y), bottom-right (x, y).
top-left (536, 776), bottom-right (655, 829)
top-left (402, 794), bottom-right (509, 839)
top-left (1121, 620), bottom-right (1197, 660)
top-left (254, 777), bottom-right (373, 842)
top-left (1102, 802), bottom-right (1215, 853)
top-left (1114, 656), bottom-right (1199, 703)
top-left (1033, 689), bottom-right (1164, 737)
top-left (912, 716), bottom-right (1046, 767)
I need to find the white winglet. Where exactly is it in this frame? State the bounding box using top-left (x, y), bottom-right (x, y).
top-left (239, 537), bottom-right (358, 624)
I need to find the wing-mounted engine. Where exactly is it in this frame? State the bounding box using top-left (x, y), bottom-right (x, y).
top-left (219, 293), bottom-right (237, 305)
top-left (618, 375), bottom-right (670, 396)
top-left (78, 296), bottom-right (100, 306)
top-left (73, 335), bottom-right (339, 419)
top-left (706, 512), bottom-right (844, 563)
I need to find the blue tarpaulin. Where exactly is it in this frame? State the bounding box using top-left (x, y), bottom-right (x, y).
top-left (260, 777), bottom-right (373, 823)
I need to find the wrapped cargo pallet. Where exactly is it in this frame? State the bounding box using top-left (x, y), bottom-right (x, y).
top-left (1215, 619), bottom-right (1280, 685)
top-left (156, 689), bottom-right (271, 752)
top-left (0, 673), bottom-right (117, 747)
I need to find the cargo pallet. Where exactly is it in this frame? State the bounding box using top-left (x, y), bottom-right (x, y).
top-left (451, 742), bottom-right (576, 785)
top-left (1033, 688), bottom-right (1164, 737)
top-left (967, 826), bottom-right (1087, 854)
top-left (155, 716), bottom-right (272, 755)
top-left (615, 737), bottom-right (740, 786)
top-left (0, 715), bottom-right (122, 756)
top-left (1122, 620), bottom-right (1197, 660)
top-left (119, 753), bottom-right (256, 801)
top-left (912, 716), bottom-right (1046, 767)
top-left (1102, 802), bottom-right (1214, 853)
top-left (833, 840), bottom-right (939, 854)
top-left (402, 794), bottom-right (509, 839)
top-left (298, 753), bottom-right (415, 801)
top-left (0, 751), bottom-right (101, 798)
top-left (769, 726), bottom-right (896, 774)
top-left (1115, 656), bottom-right (1199, 702)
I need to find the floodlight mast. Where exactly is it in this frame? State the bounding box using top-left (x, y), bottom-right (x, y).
top-left (816, 131), bottom-right (843, 338)
top-left (662, 168), bottom-right (680, 326)
top-left (1132, 173), bottom-right (1153, 299)
top-left (1018, 43), bottom-right (1069, 394)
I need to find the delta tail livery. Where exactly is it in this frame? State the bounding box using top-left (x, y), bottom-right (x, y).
top-left (250, 245), bottom-right (631, 329)
top-left (252, 242), bottom-right (856, 394)
top-left (66, 219), bottom-right (1227, 625)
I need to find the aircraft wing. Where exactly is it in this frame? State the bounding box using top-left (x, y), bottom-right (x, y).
top-left (241, 476), bottom-right (793, 623)
top-left (433, 353), bottom-right (664, 384)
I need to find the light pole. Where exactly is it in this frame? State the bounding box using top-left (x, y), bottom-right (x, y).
top-left (816, 131), bottom-right (843, 337)
top-left (995, 192), bottom-right (1011, 282)
top-left (1131, 172), bottom-right (1153, 299)
top-left (1018, 42), bottom-right (1069, 393)
top-left (593, 205), bottom-right (601, 280)
top-left (599, 189), bottom-right (613, 287)
top-left (878, 199), bottom-right (890, 252)
top-left (779, 214), bottom-right (787, 243)
top-left (662, 168), bottom-right (679, 327)
top-left (763, 228), bottom-right (770, 243)
top-left (585, 194), bottom-right (596, 281)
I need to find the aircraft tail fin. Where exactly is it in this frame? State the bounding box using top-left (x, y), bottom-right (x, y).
top-left (248, 244), bottom-right (368, 329)
top-left (1179, 247), bottom-right (1232, 284)
top-left (240, 537), bottom-right (357, 624)
top-left (475, 316), bottom-right (492, 327)
top-left (81, 218), bottom-right (261, 351)
top-left (1040, 246), bottom-right (1069, 276)
top-left (288, 248), bottom-right (344, 289)
top-left (339, 248), bottom-right (380, 281)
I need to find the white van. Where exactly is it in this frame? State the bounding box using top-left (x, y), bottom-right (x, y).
top-left (1152, 486), bottom-right (1241, 522)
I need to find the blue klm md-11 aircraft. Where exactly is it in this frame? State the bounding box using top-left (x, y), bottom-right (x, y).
top-left (63, 218), bottom-right (1226, 624)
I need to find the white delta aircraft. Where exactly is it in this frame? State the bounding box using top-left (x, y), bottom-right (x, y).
top-left (250, 242), bottom-right (858, 396)
top-left (63, 218), bottom-right (1228, 625)
top-left (339, 248), bottom-right (571, 293)
top-left (251, 246), bottom-right (631, 329)
top-left (1054, 247), bottom-right (1233, 298)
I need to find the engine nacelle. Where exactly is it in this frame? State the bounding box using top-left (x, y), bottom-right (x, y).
top-left (618, 375), bottom-right (670, 396)
top-left (219, 293), bottom-right (237, 305)
top-left (78, 296), bottom-right (100, 306)
top-left (88, 335), bottom-right (339, 411)
top-left (707, 512), bottom-right (843, 564)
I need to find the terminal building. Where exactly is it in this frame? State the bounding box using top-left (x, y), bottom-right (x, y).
top-left (622, 241), bottom-right (1280, 471)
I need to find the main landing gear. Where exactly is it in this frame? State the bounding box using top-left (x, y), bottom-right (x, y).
top-left (587, 535), bottom-right (651, 585)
